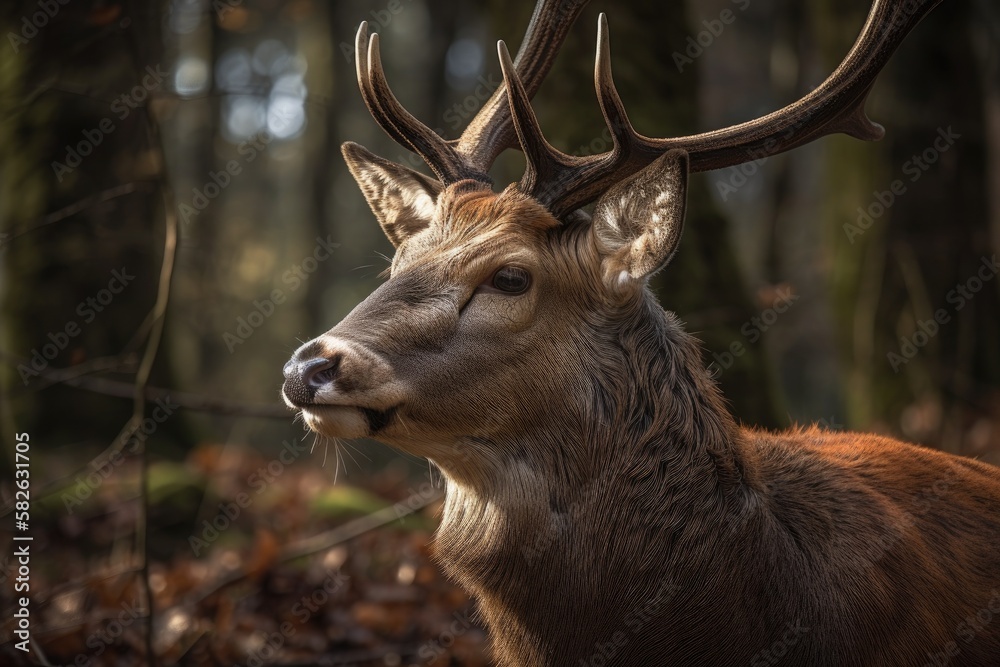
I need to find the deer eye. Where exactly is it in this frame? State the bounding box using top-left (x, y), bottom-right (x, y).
top-left (491, 266), bottom-right (531, 294)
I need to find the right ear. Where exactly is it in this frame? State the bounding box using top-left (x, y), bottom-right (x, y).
top-left (591, 149), bottom-right (689, 292)
top-left (341, 142), bottom-right (443, 247)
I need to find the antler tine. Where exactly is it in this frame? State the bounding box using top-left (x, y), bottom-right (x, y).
top-left (354, 25), bottom-right (408, 154)
top-left (353, 0), bottom-right (590, 187)
top-left (541, 12), bottom-right (645, 217)
top-left (495, 41), bottom-right (544, 193)
top-left (496, 41), bottom-right (583, 203)
top-left (531, 0), bottom-right (943, 217)
top-left (355, 23), bottom-right (488, 184)
top-left (594, 13), bottom-right (637, 162)
top-left (455, 0), bottom-right (591, 174)
top-left (502, 13), bottom-right (641, 218)
top-left (495, 14), bottom-right (653, 218)
top-left (660, 0), bottom-right (930, 172)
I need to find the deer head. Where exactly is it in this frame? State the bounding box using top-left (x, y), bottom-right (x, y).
top-left (283, 0), bottom-right (939, 484)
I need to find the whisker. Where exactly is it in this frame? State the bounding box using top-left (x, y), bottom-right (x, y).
top-left (332, 440), bottom-right (342, 483)
top-left (342, 440), bottom-right (371, 465)
top-left (308, 432), bottom-right (326, 458)
top-left (339, 441), bottom-right (361, 471)
top-left (396, 413), bottom-right (413, 437)
top-left (337, 441), bottom-right (347, 483)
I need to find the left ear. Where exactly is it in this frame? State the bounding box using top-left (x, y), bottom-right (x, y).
top-left (591, 149), bottom-right (689, 290)
top-left (342, 141), bottom-right (443, 248)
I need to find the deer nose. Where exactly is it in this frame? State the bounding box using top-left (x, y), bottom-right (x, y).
top-left (282, 355), bottom-right (341, 406)
top-left (284, 355), bottom-right (341, 387)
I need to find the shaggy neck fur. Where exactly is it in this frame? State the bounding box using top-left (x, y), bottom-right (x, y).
top-left (432, 290), bottom-right (762, 665)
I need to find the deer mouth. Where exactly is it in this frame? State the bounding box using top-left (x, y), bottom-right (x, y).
top-left (299, 403), bottom-right (398, 438)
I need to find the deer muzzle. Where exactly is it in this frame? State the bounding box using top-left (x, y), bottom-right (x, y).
top-left (282, 335), bottom-right (403, 437)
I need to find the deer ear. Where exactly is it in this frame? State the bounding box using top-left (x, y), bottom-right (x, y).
top-left (342, 142), bottom-right (443, 247)
top-left (591, 149), bottom-right (689, 290)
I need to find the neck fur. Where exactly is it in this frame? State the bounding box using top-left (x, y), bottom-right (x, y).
top-left (432, 293), bottom-right (754, 613)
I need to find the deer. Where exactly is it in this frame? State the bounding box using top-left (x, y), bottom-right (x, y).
top-left (282, 0), bottom-right (1000, 664)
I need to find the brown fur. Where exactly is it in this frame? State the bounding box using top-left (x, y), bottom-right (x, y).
top-left (283, 149), bottom-right (1000, 666)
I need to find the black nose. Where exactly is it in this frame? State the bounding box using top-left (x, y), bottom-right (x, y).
top-left (282, 355), bottom-right (341, 406)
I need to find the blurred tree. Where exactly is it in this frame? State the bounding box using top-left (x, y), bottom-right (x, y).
top-left (0, 0), bottom-right (177, 478)
top-left (826, 0), bottom-right (999, 459)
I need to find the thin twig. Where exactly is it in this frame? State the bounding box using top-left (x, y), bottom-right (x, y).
top-left (32, 563), bottom-right (144, 607)
top-left (4, 182), bottom-right (152, 243)
top-left (266, 646), bottom-right (419, 666)
top-left (117, 15), bottom-right (181, 660)
top-left (69, 375), bottom-right (290, 417)
top-left (187, 489), bottom-right (444, 605)
top-left (28, 636), bottom-right (54, 666)
top-left (0, 351), bottom-right (288, 417)
top-left (278, 489), bottom-right (442, 563)
top-left (129, 137), bottom-right (175, 667)
top-left (19, 352), bottom-right (138, 392)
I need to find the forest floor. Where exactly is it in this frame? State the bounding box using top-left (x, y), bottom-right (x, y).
top-left (0, 443), bottom-right (490, 666)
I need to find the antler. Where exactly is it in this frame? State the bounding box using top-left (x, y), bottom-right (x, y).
top-left (354, 0), bottom-right (590, 184)
top-left (356, 0), bottom-right (944, 218)
top-left (503, 0), bottom-right (945, 217)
